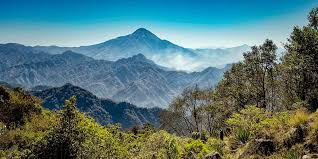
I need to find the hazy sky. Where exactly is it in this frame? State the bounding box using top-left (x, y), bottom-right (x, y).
top-left (0, 0), bottom-right (317, 48)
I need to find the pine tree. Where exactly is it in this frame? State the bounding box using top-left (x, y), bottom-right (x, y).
top-left (33, 96), bottom-right (84, 159)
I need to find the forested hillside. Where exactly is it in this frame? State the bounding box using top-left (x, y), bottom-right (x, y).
top-left (0, 6), bottom-right (318, 159)
top-left (31, 83), bottom-right (161, 128)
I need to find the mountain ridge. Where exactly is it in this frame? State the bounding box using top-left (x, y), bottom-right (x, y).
top-left (31, 28), bottom-right (250, 71)
top-left (33, 28), bottom-right (197, 60)
top-left (0, 43), bottom-right (227, 108)
top-left (31, 83), bottom-right (162, 128)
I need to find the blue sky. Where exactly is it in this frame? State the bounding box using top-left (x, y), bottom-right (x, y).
top-left (0, 0), bottom-right (317, 48)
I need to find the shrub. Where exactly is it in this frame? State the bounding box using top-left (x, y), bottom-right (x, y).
top-left (164, 135), bottom-right (180, 159)
top-left (227, 105), bottom-right (266, 135)
top-left (289, 110), bottom-right (309, 127)
top-left (185, 139), bottom-right (211, 158)
top-left (259, 112), bottom-right (291, 142)
top-left (126, 130), bottom-right (185, 159)
top-left (207, 138), bottom-right (225, 155)
top-left (283, 150), bottom-right (301, 159)
top-left (235, 128), bottom-right (251, 144)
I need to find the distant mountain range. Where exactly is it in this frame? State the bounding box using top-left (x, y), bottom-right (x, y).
top-left (32, 28), bottom-right (250, 71)
top-left (31, 83), bottom-right (161, 128)
top-left (0, 28), bottom-right (282, 127)
top-left (34, 28), bottom-right (196, 60)
top-left (0, 43), bottom-right (228, 108)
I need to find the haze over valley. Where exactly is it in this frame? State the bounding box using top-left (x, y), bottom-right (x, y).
top-left (33, 28), bottom-right (251, 71)
top-left (0, 28), bottom-right (245, 108)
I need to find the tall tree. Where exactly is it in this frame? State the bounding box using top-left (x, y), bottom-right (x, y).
top-left (283, 8), bottom-right (318, 111)
top-left (33, 96), bottom-right (84, 159)
top-left (214, 62), bottom-right (251, 110)
top-left (243, 39), bottom-right (277, 110)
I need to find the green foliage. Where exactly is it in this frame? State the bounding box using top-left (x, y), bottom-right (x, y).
top-left (120, 130), bottom-right (184, 159)
top-left (0, 108), bottom-right (56, 158)
top-left (283, 12), bottom-right (318, 111)
top-left (283, 150), bottom-right (302, 159)
top-left (289, 110), bottom-right (309, 127)
top-left (235, 128), bottom-right (251, 144)
top-left (31, 96), bottom-right (122, 159)
top-left (259, 111), bottom-right (291, 141)
top-left (206, 138), bottom-right (225, 155)
top-left (185, 139), bottom-right (211, 158)
top-left (227, 105), bottom-right (266, 135)
top-left (243, 39), bottom-right (278, 109)
top-left (31, 96), bottom-right (83, 158)
top-left (77, 116), bottom-right (122, 158)
top-left (215, 62), bottom-right (250, 110)
top-left (142, 122), bottom-right (155, 133)
top-left (0, 87), bottom-right (42, 129)
top-left (163, 133), bottom-right (181, 159)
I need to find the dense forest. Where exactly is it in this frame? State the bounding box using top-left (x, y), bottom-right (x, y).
top-left (1, 7), bottom-right (318, 159)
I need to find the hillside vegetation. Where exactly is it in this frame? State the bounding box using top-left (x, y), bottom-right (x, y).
top-left (0, 7), bottom-right (318, 159)
top-left (31, 83), bottom-right (161, 128)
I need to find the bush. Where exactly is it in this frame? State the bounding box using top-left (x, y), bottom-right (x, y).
top-left (185, 139), bottom-right (211, 158)
top-left (164, 135), bottom-right (180, 159)
top-left (235, 128), bottom-right (251, 144)
top-left (289, 110), bottom-right (309, 127)
top-left (283, 150), bottom-right (301, 159)
top-left (125, 130), bottom-right (185, 159)
top-left (259, 112), bottom-right (291, 142)
top-left (227, 105), bottom-right (266, 135)
top-left (207, 138), bottom-right (225, 155)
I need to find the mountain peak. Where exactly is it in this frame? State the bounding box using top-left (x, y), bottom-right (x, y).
top-left (62, 50), bottom-right (77, 55)
top-left (131, 53), bottom-right (147, 60)
top-left (133, 28), bottom-right (151, 34)
top-left (63, 83), bottom-right (75, 88)
top-left (130, 53), bottom-right (159, 65)
top-left (131, 28), bottom-right (158, 39)
top-left (115, 53), bottom-right (157, 67)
